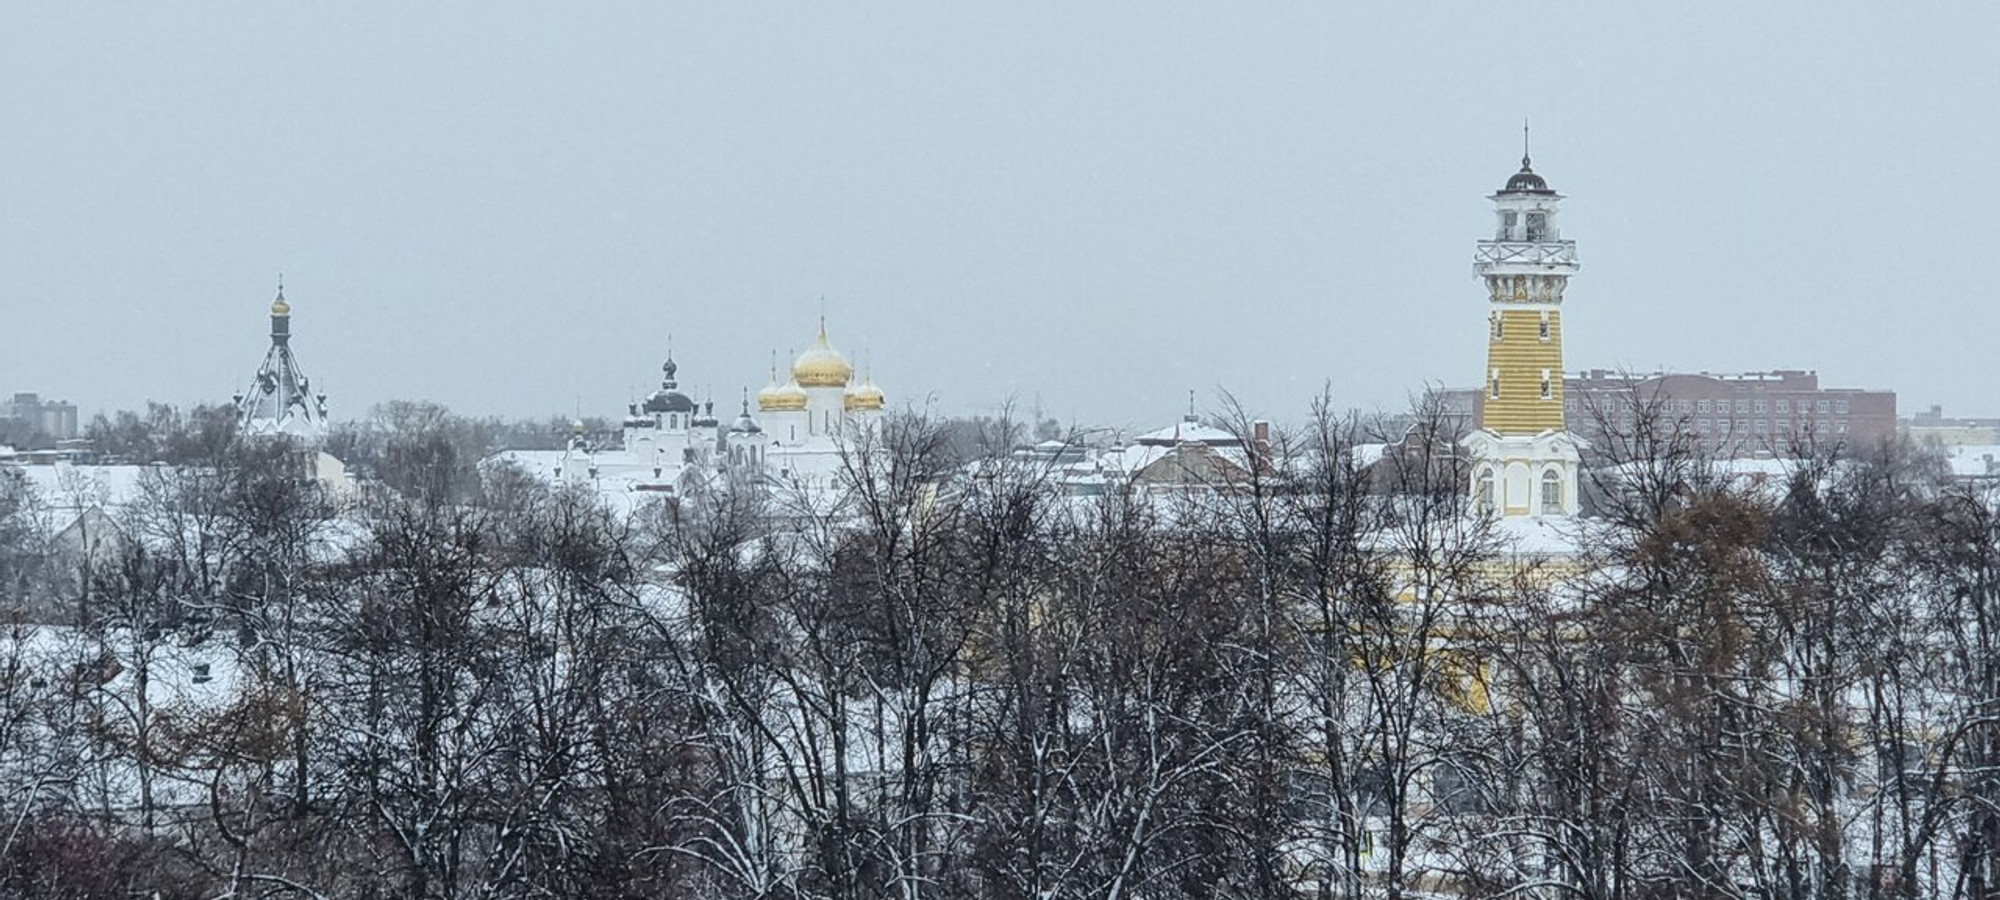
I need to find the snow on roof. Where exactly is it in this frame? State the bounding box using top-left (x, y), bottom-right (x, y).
top-left (1131, 418), bottom-right (1242, 447)
top-left (1489, 515), bottom-right (1590, 556)
top-left (1350, 443), bottom-right (1389, 469)
top-left (11, 463), bottom-right (155, 512)
top-left (1944, 444), bottom-right (2000, 479)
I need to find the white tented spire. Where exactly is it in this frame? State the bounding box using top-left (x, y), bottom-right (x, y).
top-left (236, 285), bottom-right (329, 444)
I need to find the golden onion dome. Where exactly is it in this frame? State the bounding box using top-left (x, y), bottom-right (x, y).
top-left (791, 319), bottom-right (854, 388)
top-left (759, 378), bottom-right (809, 412)
top-left (843, 379), bottom-right (885, 412)
top-left (270, 289), bottom-right (291, 317)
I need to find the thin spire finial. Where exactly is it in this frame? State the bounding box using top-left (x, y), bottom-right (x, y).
top-left (1521, 117), bottom-right (1532, 170)
top-left (1188, 389), bottom-right (1197, 419)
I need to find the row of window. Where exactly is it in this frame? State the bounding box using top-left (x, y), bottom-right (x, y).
top-left (1488, 315), bottom-right (1553, 342)
top-left (1591, 416), bottom-right (1851, 436)
top-left (1693, 419), bottom-right (1848, 435)
top-left (1472, 468), bottom-right (1565, 515)
top-left (1564, 397), bottom-right (1853, 415)
top-left (1488, 370), bottom-right (1555, 401)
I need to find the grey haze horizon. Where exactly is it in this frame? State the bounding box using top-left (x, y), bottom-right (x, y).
top-left (3, 3), bottom-right (1992, 434)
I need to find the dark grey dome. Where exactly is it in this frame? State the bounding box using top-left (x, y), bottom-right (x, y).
top-left (730, 398), bottom-right (763, 434)
top-left (1503, 156), bottom-right (1552, 194)
top-left (643, 390), bottom-right (696, 414)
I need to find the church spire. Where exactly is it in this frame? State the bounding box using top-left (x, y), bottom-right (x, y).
top-left (238, 282), bottom-right (329, 444)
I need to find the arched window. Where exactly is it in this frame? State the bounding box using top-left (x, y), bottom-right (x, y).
top-left (1540, 370), bottom-right (1553, 400)
top-left (1541, 470), bottom-right (1563, 515)
top-left (1491, 314), bottom-right (1503, 341)
top-left (1475, 470), bottom-right (1495, 512)
top-left (1538, 312), bottom-right (1551, 341)
top-left (1489, 370), bottom-right (1501, 400)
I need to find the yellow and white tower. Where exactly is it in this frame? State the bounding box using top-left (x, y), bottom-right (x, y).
top-left (1464, 143), bottom-right (1583, 518)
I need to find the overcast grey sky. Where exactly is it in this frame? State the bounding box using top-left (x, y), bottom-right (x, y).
top-left (3, 3), bottom-right (1995, 431)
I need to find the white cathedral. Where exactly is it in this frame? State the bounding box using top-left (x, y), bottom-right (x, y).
top-left (510, 317), bottom-right (888, 504)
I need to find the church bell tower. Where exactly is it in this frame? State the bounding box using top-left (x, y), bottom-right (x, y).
top-left (1465, 135), bottom-right (1583, 517)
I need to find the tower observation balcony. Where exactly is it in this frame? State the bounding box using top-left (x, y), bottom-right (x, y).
top-left (1474, 240), bottom-right (1578, 269)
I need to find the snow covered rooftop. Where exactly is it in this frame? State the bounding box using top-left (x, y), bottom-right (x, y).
top-left (1131, 417), bottom-right (1242, 447)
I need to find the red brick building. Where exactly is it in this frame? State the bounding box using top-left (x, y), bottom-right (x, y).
top-left (1456, 369), bottom-right (1897, 458)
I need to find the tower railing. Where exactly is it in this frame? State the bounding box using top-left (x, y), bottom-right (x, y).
top-left (1474, 240), bottom-right (1578, 267)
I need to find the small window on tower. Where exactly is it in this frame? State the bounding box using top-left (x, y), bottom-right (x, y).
top-left (1500, 210), bottom-right (1518, 239)
top-left (1525, 212), bottom-right (1547, 242)
top-left (1538, 314), bottom-right (1551, 341)
top-left (1490, 370), bottom-right (1501, 400)
top-left (1540, 370), bottom-right (1553, 400)
top-left (1491, 315), bottom-right (1503, 340)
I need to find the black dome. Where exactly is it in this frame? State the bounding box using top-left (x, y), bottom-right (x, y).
top-left (643, 390), bottom-right (697, 414)
top-left (1503, 156), bottom-right (1553, 194)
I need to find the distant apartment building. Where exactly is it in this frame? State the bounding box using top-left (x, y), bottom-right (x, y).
top-left (0, 392), bottom-right (79, 444)
top-left (1453, 370), bottom-right (1896, 458)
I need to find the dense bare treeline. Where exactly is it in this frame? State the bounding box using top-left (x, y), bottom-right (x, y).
top-left (3, 400), bottom-right (2000, 899)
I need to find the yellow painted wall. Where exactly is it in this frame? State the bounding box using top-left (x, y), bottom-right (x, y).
top-left (1481, 308), bottom-right (1565, 435)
